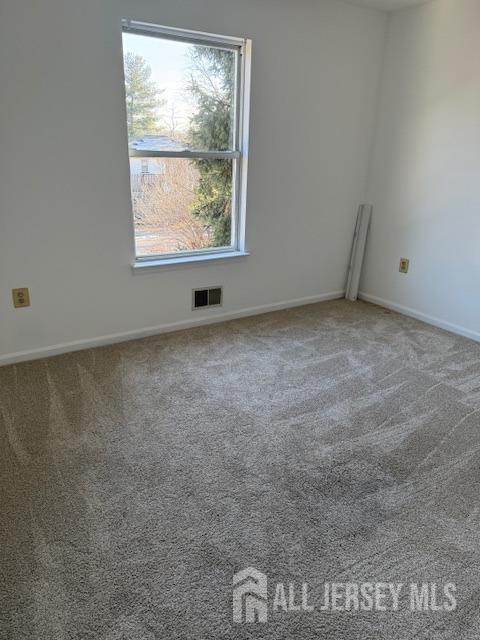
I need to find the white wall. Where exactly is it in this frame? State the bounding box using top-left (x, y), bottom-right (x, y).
top-left (362, 0), bottom-right (480, 340)
top-left (0, 0), bottom-right (386, 362)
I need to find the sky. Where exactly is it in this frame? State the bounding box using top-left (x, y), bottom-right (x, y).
top-left (122, 32), bottom-right (195, 134)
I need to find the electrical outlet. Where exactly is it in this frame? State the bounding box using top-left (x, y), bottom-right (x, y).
top-left (399, 258), bottom-right (410, 274)
top-left (12, 288), bottom-right (30, 308)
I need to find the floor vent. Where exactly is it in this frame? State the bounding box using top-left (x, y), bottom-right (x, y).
top-left (193, 287), bottom-right (223, 309)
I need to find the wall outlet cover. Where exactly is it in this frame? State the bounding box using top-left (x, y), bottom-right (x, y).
top-left (12, 288), bottom-right (31, 308)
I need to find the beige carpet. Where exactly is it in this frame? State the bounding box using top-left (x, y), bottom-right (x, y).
top-left (1, 300), bottom-right (480, 639)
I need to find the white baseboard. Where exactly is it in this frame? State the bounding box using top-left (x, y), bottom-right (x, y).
top-left (0, 291), bottom-right (345, 366)
top-left (359, 292), bottom-right (480, 343)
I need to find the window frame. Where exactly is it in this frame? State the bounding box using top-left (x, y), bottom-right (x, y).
top-left (122, 20), bottom-right (251, 267)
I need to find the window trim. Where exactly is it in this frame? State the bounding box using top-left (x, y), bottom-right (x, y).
top-left (122, 20), bottom-right (245, 50)
top-left (122, 20), bottom-right (252, 267)
top-left (132, 250), bottom-right (250, 270)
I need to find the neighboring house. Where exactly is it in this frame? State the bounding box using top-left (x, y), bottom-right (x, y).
top-left (129, 135), bottom-right (184, 176)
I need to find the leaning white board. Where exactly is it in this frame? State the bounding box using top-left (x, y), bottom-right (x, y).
top-left (345, 204), bottom-right (372, 301)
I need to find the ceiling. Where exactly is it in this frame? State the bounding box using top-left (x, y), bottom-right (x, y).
top-left (344, 0), bottom-right (429, 10)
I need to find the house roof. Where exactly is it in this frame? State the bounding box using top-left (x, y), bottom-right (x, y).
top-left (129, 135), bottom-right (185, 152)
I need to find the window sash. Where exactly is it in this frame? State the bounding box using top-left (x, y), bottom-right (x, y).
top-left (133, 156), bottom-right (240, 262)
top-left (128, 150), bottom-right (241, 160)
top-left (123, 20), bottom-right (243, 156)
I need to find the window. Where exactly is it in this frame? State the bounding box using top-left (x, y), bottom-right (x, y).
top-left (121, 20), bottom-right (251, 264)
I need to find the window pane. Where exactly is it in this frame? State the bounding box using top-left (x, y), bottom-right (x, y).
top-left (122, 32), bottom-right (237, 151)
top-left (130, 157), bottom-right (234, 256)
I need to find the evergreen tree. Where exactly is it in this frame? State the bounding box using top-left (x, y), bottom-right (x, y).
top-left (187, 47), bottom-right (235, 246)
top-left (124, 53), bottom-right (163, 137)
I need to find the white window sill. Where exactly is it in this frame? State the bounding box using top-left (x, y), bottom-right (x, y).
top-left (132, 250), bottom-right (249, 270)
